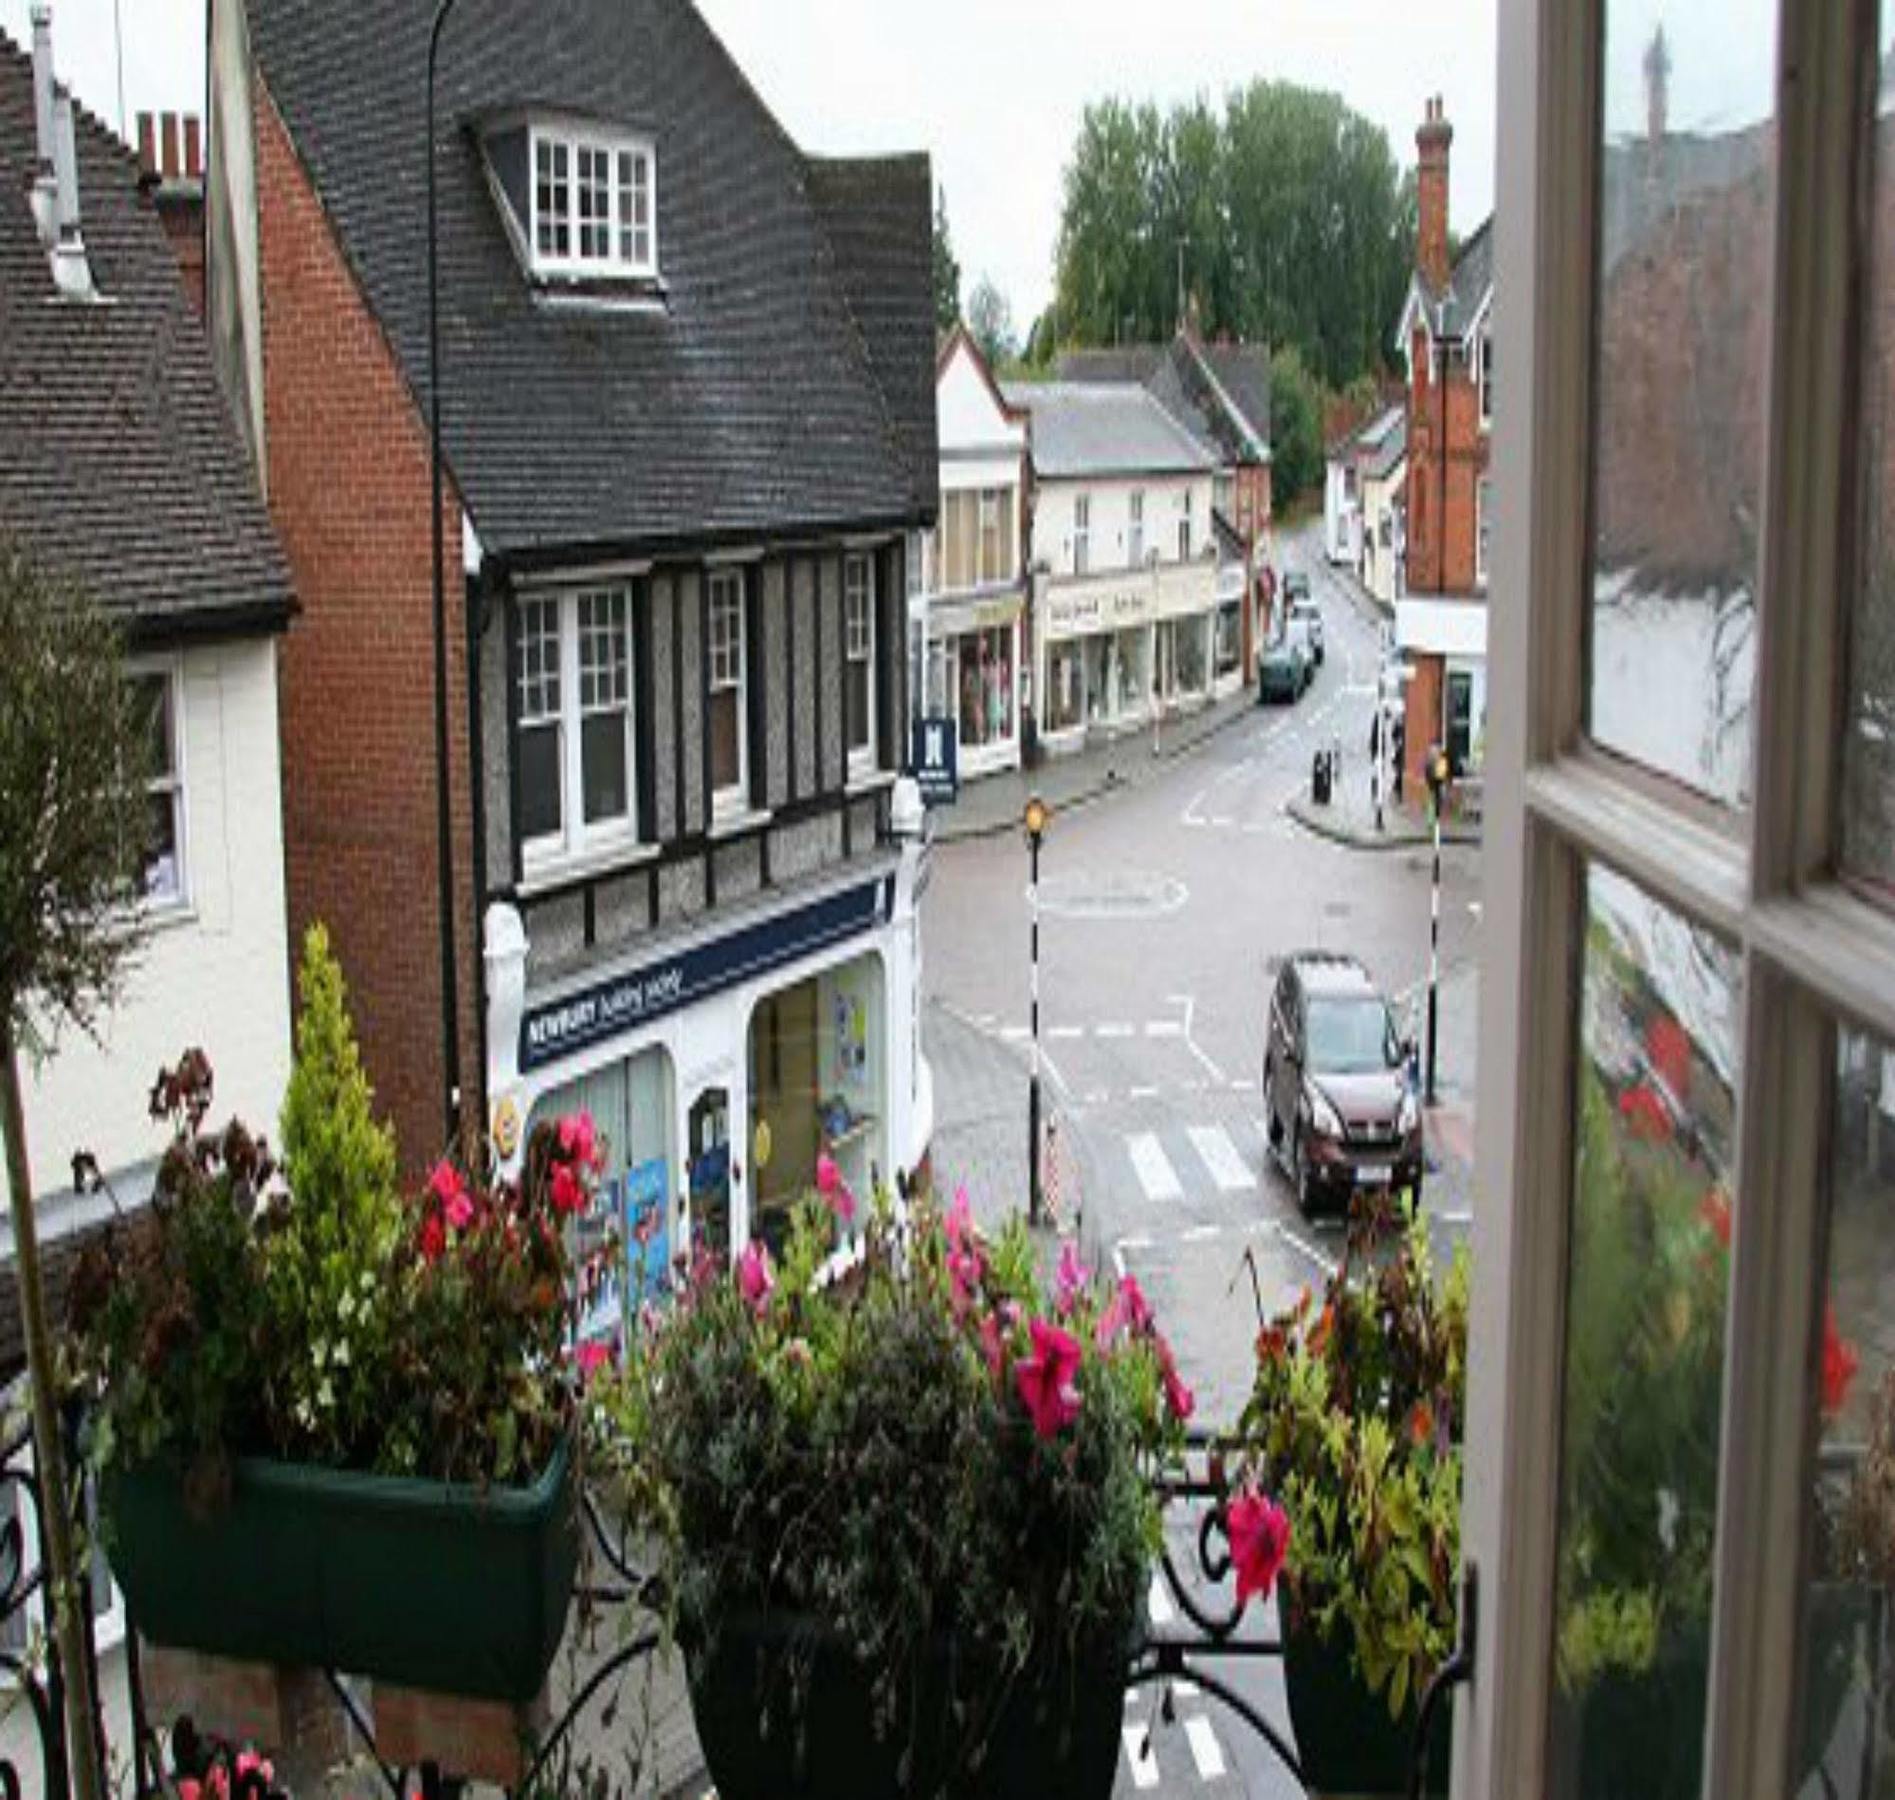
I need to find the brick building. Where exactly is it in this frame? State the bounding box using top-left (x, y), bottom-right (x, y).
top-left (206, 0), bottom-right (939, 1261)
top-left (1396, 97), bottom-right (1494, 796)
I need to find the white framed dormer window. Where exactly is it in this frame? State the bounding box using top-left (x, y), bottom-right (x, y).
top-left (530, 122), bottom-right (656, 280)
top-left (707, 570), bottom-right (747, 814)
top-left (517, 587), bottom-right (637, 873)
top-left (1177, 488), bottom-right (1194, 561)
top-left (844, 554), bottom-right (876, 775)
top-left (1128, 489), bottom-right (1145, 566)
top-left (1073, 493), bottom-right (1091, 576)
top-left (126, 663), bottom-right (186, 909)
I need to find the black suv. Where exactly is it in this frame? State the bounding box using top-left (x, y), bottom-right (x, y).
top-left (1263, 952), bottom-right (1422, 1215)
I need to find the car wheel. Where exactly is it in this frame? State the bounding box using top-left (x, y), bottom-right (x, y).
top-left (1264, 1059), bottom-right (1281, 1146)
top-left (1292, 1124), bottom-right (1315, 1216)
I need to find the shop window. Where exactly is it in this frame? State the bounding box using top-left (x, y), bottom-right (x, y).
top-left (953, 625), bottom-right (1015, 750)
top-left (1045, 642), bottom-right (1085, 733)
top-left (707, 570), bottom-right (747, 812)
top-left (1446, 668), bottom-right (1474, 774)
top-left (1129, 489), bottom-right (1145, 566)
top-left (687, 1087), bottom-right (731, 1265)
top-left (844, 554), bottom-right (875, 774)
top-left (1215, 601), bottom-right (1242, 676)
top-left (1073, 494), bottom-right (1091, 576)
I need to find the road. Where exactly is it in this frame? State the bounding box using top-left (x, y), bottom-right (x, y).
top-left (919, 526), bottom-right (1484, 1796)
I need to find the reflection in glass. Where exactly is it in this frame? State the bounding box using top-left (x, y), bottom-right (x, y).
top-left (1845, 7), bottom-right (1895, 899)
top-left (1548, 866), bottom-right (1741, 1800)
top-left (1588, 3), bottom-right (1776, 805)
top-left (1798, 1028), bottom-right (1895, 1795)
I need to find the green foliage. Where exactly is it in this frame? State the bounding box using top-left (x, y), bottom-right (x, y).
top-left (593, 1189), bottom-right (1189, 1771)
top-left (0, 535), bottom-right (151, 1052)
top-left (1053, 83), bottom-right (1415, 390)
top-left (932, 186), bottom-right (961, 336)
top-left (1238, 1196), bottom-right (1468, 1719)
top-left (966, 276), bottom-right (1017, 369)
top-left (1268, 345), bottom-right (1325, 509)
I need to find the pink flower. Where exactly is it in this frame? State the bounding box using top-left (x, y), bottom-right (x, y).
top-left (737, 1240), bottom-right (774, 1314)
top-left (178, 1783), bottom-right (201, 1800)
top-left (946, 1189), bottom-right (984, 1307)
top-left (1096, 1274), bottom-right (1155, 1347)
top-left (574, 1340), bottom-right (612, 1384)
top-left (815, 1154), bottom-right (856, 1224)
top-left (206, 1769), bottom-right (231, 1800)
top-left (551, 1162), bottom-right (586, 1217)
top-left (1158, 1337), bottom-right (1195, 1422)
top-left (428, 1159), bottom-right (464, 1205)
top-left (1014, 1316), bottom-right (1083, 1438)
top-left (1055, 1240), bottom-right (1090, 1315)
top-left (444, 1188), bottom-right (474, 1232)
top-left (235, 1751), bottom-right (275, 1791)
top-left (1226, 1490), bottom-right (1291, 1609)
top-left (978, 1311), bottom-right (1006, 1377)
top-left (559, 1111), bottom-right (601, 1170)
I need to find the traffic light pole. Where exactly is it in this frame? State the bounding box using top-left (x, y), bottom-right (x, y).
top-left (1027, 825), bottom-right (1043, 1226)
top-left (1426, 771), bottom-right (1443, 1106)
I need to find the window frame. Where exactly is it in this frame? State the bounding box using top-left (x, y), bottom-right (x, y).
top-left (1476, 473), bottom-right (1493, 590)
top-left (1129, 487), bottom-right (1146, 566)
top-left (706, 568), bottom-right (749, 815)
top-left (516, 586), bottom-right (639, 878)
top-left (527, 120), bottom-right (658, 282)
top-left (844, 552), bottom-right (877, 776)
top-left (1073, 492), bottom-right (1091, 576)
top-left (125, 657), bottom-right (187, 914)
top-left (1464, 4), bottom-right (1887, 1799)
top-left (1177, 487), bottom-right (1194, 561)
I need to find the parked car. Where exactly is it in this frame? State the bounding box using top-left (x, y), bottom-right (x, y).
top-left (1263, 952), bottom-right (1422, 1216)
top-left (1257, 639), bottom-right (1309, 703)
top-left (1282, 567), bottom-right (1311, 604)
top-left (1288, 595), bottom-right (1325, 666)
top-left (1283, 615), bottom-right (1318, 689)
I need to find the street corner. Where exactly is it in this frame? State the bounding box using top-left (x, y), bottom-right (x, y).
top-left (1284, 787), bottom-right (1479, 852)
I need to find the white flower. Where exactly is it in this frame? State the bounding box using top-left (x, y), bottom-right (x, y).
top-left (312, 1337), bottom-right (329, 1367)
top-left (317, 1378), bottom-right (334, 1409)
top-left (338, 1291), bottom-right (357, 1324)
top-left (334, 1339), bottom-right (352, 1368)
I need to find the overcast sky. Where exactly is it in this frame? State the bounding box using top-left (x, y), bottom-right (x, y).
top-left (3, 1), bottom-right (1779, 328)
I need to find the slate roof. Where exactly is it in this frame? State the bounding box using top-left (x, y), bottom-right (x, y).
top-left (1000, 380), bottom-right (1217, 480)
top-left (1193, 343), bottom-right (1273, 459)
top-left (1055, 336), bottom-right (1271, 467)
top-left (244, 0), bottom-right (937, 566)
top-left (1411, 216), bottom-right (1494, 344)
top-left (1358, 407), bottom-right (1408, 481)
top-left (0, 34), bottom-right (292, 642)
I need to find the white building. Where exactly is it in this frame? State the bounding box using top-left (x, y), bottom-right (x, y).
top-left (911, 326), bottom-right (1030, 781)
top-left (1324, 445), bottom-right (1361, 566)
top-left (1004, 382), bottom-right (1239, 751)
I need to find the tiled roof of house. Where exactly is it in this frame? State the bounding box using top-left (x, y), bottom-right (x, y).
top-left (1422, 215), bottom-right (1493, 342)
top-left (1000, 380), bottom-right (1217, 480)
top-left (1358, 407), bottom-right (1408, 481)
top-left (0, 34), bottom-right (292, 642)
top-left (1055, 336), bottom-right (1271, 466)
top-left (244, 0), bottom-right (937, 564)
top-left (1193, 343), bottom-right (1272, 457)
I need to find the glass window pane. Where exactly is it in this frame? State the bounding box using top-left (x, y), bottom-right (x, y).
top-left (710, 689), bottom-right (741, 795)
top-left (847, 662), bottom-right (871, 754)
top-left (519, 721), bottom-right (562, 843)
top-left (581, 714), bottom-right (628, 825)
top-left (1588, 4), bottom-right (1776, 806)
top-left (1846, 6), bottom-right (1895, 900)
top-left (1547, 865), bottom-right (1742, 1800)
top-left (142, 791), bottom-right (179, 900)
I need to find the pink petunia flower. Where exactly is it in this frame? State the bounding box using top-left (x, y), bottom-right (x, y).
top-left (574, 1340), bottom-right (612, 1385)
top-left (444, 1188), bottom-right (475, 1232)
top-left (1014, 1316), bottom-right (1083, 1438)
top-left (551, 1162), bottom-right (586, 1217)
top-left (1096, 1273), bottom-right (1155, 1347)
top-left (177, 1783), bottom-right (201, 1800)
top-left (1157, 1336), bottom-right (1195, 1422)
top-left (428, 1159), bottom-right (465, 1205)
top-left (1055, 1240), bottom-right (1090, 1316)
top-left (1226, 1490), bottom-right (1291, 1609)
top-left (737, 1240), bottom-right (774, 1314)
top-left (235, 1750), bottom-right (275, 1788)
top-left (978, 1311), bottom-right (1006, 1377)
top-left (559, 1111), bottom-right (601, 1170)
top-left (815, 1154), bottom-right (856, 1224)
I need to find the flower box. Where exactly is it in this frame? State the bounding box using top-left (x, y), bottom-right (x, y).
top-left (1284, 1616), bottom-right (1449, 1798)
top-left (684, 1604), bottom-right (1132, 1800)
top-left (104, 1436), bottom-right (578, 1704)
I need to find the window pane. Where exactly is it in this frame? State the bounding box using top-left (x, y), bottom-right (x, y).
top-left (1547, 865), bottom-right (1742, 1800)
top-left (1797, 1025), bottom-right (1895, 1791)
top-left (1587, 5), bottom-right (1775, 806)
top-left (582, 714), bottom-right (628, 825)
top-left (710, 689), bottom-right (741, 795)
top-left (1846, 11), bottom-right (1895, 899)
top-left (847, 662), bottom-right (871, 754)
top-left (142, 790), bottom-right (179, 901)
top-left (519, 721), bottom-right (562, 843)
top-left (130, 674), bottom-right (173, 780)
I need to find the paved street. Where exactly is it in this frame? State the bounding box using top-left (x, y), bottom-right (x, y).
top-left (921, 525), bottom-right (1483, 1796)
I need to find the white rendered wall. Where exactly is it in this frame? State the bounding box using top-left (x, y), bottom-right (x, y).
top-left (1038, 474), bottom-right (1216, 579)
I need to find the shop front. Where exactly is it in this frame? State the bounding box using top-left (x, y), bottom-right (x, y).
top-left (921, 592), bottom-right (1022, 778)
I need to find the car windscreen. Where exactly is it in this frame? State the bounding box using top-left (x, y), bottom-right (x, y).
top-left (1305, 996), bottom-right (1398, 1074)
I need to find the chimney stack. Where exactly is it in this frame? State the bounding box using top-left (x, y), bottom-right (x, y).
top-left (51, 85), bottom-right (95, 300)
top-left (1415, 95), bottom-right (1453, 293)
top-left (29, 5), bottom-right (58, 249)
top-left (1644, 25), bottom-right (1671, 176)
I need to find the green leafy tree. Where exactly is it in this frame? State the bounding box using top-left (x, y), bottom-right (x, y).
top-left (932, 185), bottom-right (962, 336)
top-left (1269, 345), bottom-right (1325, 509)
top-left (966, 275), bottom-right (1017, 368)
top-left (0, 537), bottom-right (147, 1800)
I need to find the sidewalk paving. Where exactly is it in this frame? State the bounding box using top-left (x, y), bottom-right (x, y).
top-left (1287, 782), bottom-right (1481, 850)
top-left (932, 688), bottom-right (1255, 843)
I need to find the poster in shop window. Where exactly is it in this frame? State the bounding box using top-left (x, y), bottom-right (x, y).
top-left (624, 1157), bottom-right (671, 1309)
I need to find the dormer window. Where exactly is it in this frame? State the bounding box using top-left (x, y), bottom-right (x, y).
top-left (528, 122), bottom-right (656, 281)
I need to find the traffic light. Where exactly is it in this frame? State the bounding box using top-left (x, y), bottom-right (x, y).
top-left (1426, 747), bottom-right (1452, 807)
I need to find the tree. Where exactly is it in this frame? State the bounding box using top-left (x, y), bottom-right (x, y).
top-left (0, 537), bottom-right (148, 1800)
top-left (932, 185), bottom-right (961, 336)
top-left (966, 276), bottom-right (1017, 368)
top-left (1268, 345), bottom-right (1324, 509)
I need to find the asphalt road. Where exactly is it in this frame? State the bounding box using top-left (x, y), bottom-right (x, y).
top-left (919, 524), bottom-right (1484, 1798)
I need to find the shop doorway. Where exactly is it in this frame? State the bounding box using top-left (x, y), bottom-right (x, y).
top-left (687, 1087), bottom-right (731, 1262)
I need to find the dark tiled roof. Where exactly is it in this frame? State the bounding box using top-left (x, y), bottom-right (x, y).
top-left (245, 0), bottom-right (936, 563)
top-left (1426, 216), bottom-right (1493, 341)
top-left (1056, 336), bottom-right (1270, 466)
top-left (1360, 408), bottom-right (1408, 481)
top-left (1192, 343), bottom-right (1272, 457)
top-left (0, 36), bottom-right (292, 642)
top-left (1055, 346), bottom-right (1164, 384)
top-left (1000, 380), bottom-right (1217, 480)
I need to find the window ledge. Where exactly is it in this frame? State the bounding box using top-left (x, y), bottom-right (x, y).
top-left (709, 804), bottom-right (773, 842)
top-left (519, 838), bottom-right (658, 899)
top-left (846, 768), bottom-right (895, 799)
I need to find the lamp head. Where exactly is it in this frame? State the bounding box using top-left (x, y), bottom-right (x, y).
top-left (1023, 794), bottom-right (1049, 842)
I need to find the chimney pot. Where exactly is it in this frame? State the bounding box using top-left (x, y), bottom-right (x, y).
top-left (137, 109), bottom-right (156, 176)
top-left (160, 112), bottom-right (180, 182)
top-left (183, 115), bottom-right (202, 181)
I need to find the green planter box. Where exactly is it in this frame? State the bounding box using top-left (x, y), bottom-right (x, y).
top-left (1284, 1617), bottom-right (1450, 1797)
top-left (104, 1439), bottom-right (579, 1704)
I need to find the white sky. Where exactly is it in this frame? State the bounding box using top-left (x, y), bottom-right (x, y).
top-left (0, 1), bottom-right (1779, 327)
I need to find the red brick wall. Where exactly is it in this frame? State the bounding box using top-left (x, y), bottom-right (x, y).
top-left (253, 77), bottom-right (479, 1172)
top-left (1404, 337), bottom-right (1488, 598)
top-left (1403, 652), bottom-right (1443, 795)
top-left (155, 194), bottom-right (206, 320)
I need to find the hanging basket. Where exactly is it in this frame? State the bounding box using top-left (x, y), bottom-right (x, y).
top-left (1283, 1614), bottom-right (1451, 1798)
top-left (103, 1437), bottom-right (578, 1704)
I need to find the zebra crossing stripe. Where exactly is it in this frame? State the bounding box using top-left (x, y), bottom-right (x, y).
top-left (1184, 1715), bottom-right (1227, 1781)
top-left (1187, 1125), bottom-right (1252, 1192)
top-left (1127, 1134), bottom-right (1182, 1202)
top-left (1123, 1724), bottom-right (1161, 1790)
top-left (1148, 1572), bottom-right (1177, 1629)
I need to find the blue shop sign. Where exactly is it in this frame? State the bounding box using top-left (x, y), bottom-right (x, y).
top-left (520, 874), bottom-right (893, 1073)
top-left (910, 716), bottom-right (959, 807)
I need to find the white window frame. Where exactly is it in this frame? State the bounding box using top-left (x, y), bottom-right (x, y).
top-left (1479, 328), bottom-right (1495, 430)
top-left (125, 657), bottom-right (187, 914)
top-left (1128, 488), bottom-right (1146, 567)
top-left (707, 569), bottom-right (748, 816)
top-left (1073, 492), bottom-right (1091, 576)
top-left (844, 553), bottom-right (877, 777)
top-left (528, 121), bottom-right (657, 282)
top-left (1177, 487), bottom-right (1194, 561)
top-left (1465, 6), bottom-right (1888, 1800)
top-left (517, 587), bottom-right (638, 877)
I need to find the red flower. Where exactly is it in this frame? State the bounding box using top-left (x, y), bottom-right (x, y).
top-left (1408, 1400), bottom-right (1436, 1448)
top-left (574, 1340), bottom-right (612, 1385)
top-left (1158, 1336), bottom-right (1194, 1422)
top-left (1309, 1302), bottom-right (1336, 1358)
top-left (1698, 1187), bottom-right (1732, 1250)
top-left (551, 1162), bottom-right (586, 1217)
top-left (1646, 1014), bottom-right (1692, 1103)
top-left (418, 1213), bottom-right (446, 1263)
top-left (816, 1153), bottom-right (856, 1225)
top-left (1226, 1489), bottom-right (1291, 1609)
top-left (1013, 1316), bottom-right (1083, 1438)
top-left (1823, 1304), bottom-right (1861, 1417)
top-left (559, 1111), bottom-right (601, 1170)
top-left (1618, 1082), bottom-right (1673, 1142)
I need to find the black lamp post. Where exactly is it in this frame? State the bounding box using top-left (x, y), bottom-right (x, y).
top-left (426, 0), bottom-right (464, 1144)
top-left (1024, 794), bottom-right (1048, 1225)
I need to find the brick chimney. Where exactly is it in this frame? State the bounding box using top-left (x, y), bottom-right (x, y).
top-left (1416, 95), bottom-right (1453, 293)
top-left (1644, 25), bottom-right (1671, 180)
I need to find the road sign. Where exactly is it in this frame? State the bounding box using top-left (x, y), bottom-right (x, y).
top-left (910, 715), bottom-right (960, 806)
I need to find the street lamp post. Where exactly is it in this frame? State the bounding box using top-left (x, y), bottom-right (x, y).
top-left (1024, 794), bottom-right (1049, 1226)
top-left (1424, 747), bottom-right (1451, 1106)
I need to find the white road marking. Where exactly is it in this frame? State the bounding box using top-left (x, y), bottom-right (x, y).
top-left (1123, 1725), bottom-right (1160, 1790)
top-left (1118, 1232), bottom-right (1155, 1252)
top-left (1041, 1046), bottom-right (1071, 1099)
top-left (1188, 1125), bottom-right (1252, 1193)
top-left (1145, 1020), bottom-right (1185, 1039)
top-left (1184, 1035), bottom-right (1228, 1085)
top-left (1185, 1715), bottom-right (1228, 1781)
top-left (1048, 1025), bottom-right (1084, 1041)
top-left (1127, 1134), bottom-right (1182, 1202)
top-left (1279, 1221), bottom-right (1340, 1278)
top-left (1128, 1085), bottom-right (1161, 1100)
top-left (998, 1025), bottom-right (1028, 1042)
top-left (1148, 1573), bottom-right (1177, 1628)
top-left (1182, 1223), bottom-right (1221, 1243)
top-left (1230, 1077), bottom-right (1257, 1093)
top-left (1095, 1023), bottom-right (1136, 1040)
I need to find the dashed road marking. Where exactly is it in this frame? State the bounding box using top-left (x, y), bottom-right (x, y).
top-left (1182, 1223), bottom-right (1221, 1244)
top-left (1145, 1020), bottom-right (1185, 1039)
top-left (1148, 1573), bottom-right (1177, 1628)
top-left (1184, 1035), bottom-right (1228, 1085)
top-left (1123, 1725), bottom-right (1160, 1790)
top-left (998, 1024), bottom-right (1028, 1042)
top-left (1096, 1022), bottom-right (1136, 1040)
top-left (1048, 1025), bottom-right (1083, 1041)
top-left (1184, 1715), bottom-right (1228, 1781)
top-left (1187, 1124), bottom-right (1252, 1193)
top-left (1129, 1084), bottom-right (1161, 1100)
top-left (1279, 1221), bottom-right (1340, 1278)
top-left (1127, 1133), bottom-right (1183, 1202)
